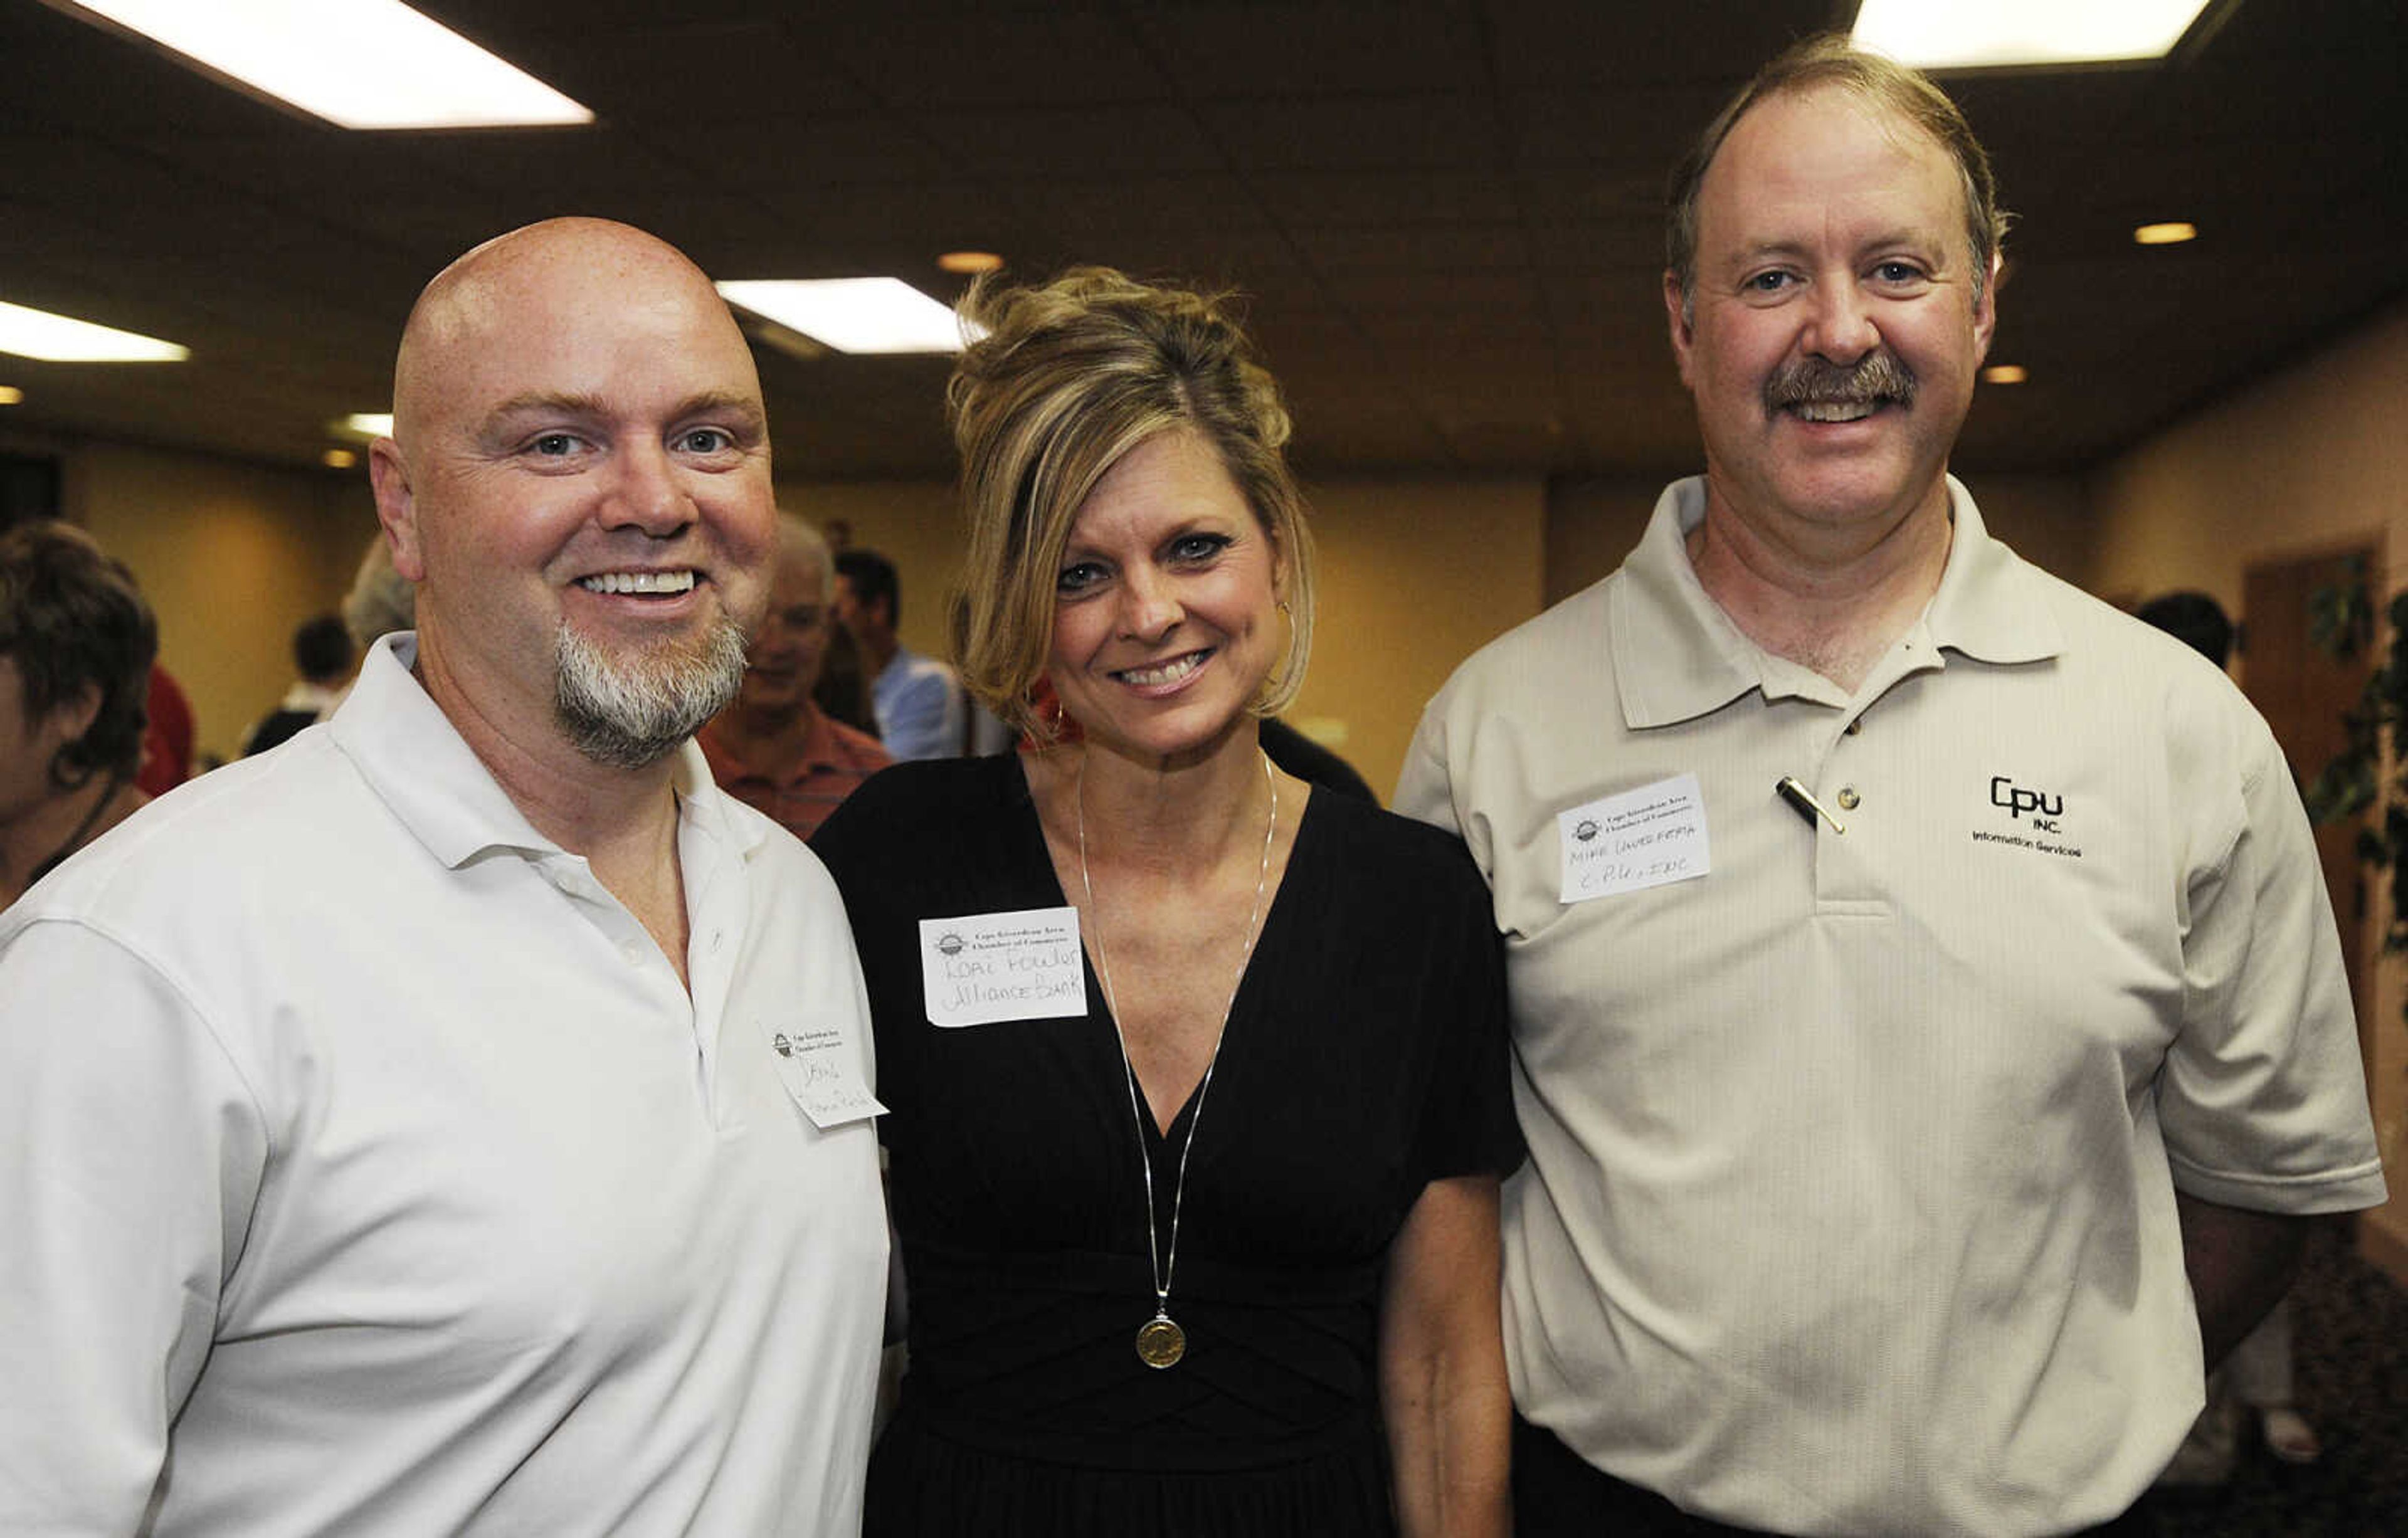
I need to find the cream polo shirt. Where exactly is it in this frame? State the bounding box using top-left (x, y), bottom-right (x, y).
top-left (1397, 478), bottom-right (2385, 1537)
top-left (0, 635), bottom-right (887, 1536)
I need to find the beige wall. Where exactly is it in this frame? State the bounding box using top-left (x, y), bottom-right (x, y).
top-left (80, 446), bottom-right (376, 767)
top-left (1545, 473), bottom-right (1669, 605)
top-left (1289, 478), bottom-right (1546, 799)
top-left (1960, 473), bottom-right (2098, 590)
top-left (779, 475), bottom-right (1549, 800)
top-left (2089, 295), bottom-right (2408, 1277)
top-left (774, 479), bottom-right (964, 654)
top-left (2090, 299), bottom-right (2408, 608)
top-left (2, 431), bottom-right (376, 767)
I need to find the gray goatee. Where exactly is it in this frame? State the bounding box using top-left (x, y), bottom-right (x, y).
top-left (554, 613), bottom-right (747, 770)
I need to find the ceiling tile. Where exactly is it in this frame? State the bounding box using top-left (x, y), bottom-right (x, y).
top-left (813, 10), bottom-right (1165, 108)
top-left (1484, 0), bottom-right (1828, 87)
top-left (1291, 224), bottom-right (1531, 271)
top-left (1125, 5), bottom-right (1487, 97)
top-left (916, 105), bottom-right (1225, 177)
top-left (1201, 95), bottom-right (1506, 171)
top-left (1249, 170), bottom-right (1523, 228)
top-left (527, 21), bottom-right (875, 117)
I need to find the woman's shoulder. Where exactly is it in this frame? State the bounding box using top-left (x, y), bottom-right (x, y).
top-left (1302, 790), bottom-right (1489, 899)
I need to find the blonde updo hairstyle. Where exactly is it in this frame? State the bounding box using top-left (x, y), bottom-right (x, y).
top-left (946, 267), bottom-right (1316, 742)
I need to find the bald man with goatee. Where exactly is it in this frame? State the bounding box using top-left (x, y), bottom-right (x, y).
top-left (0, 219), bottom-right (887, 1535)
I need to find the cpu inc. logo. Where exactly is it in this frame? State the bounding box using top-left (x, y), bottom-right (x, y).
top-left (1990, 775), bottom-right (2064, 834)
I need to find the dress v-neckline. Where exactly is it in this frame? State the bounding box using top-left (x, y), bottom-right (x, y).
top-left (1014, 760), bottom-right (1318, 1142)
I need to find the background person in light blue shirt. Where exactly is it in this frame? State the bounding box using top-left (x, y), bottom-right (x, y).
top-left (834, 546), bottom-right (967, 759)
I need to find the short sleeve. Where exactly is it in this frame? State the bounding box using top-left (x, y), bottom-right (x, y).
top-left (0, 917), bottom-right (269, 1529)
top-left (2158, 719), bottom-right (2386, 1214)
top-left (1407, 842), bottom-right (1525, 1188)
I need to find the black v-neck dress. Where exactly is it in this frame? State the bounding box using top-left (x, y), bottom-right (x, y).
top-left (811, 754), bottom-right (1522, 1536)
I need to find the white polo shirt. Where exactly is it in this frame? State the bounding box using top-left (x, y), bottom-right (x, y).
top-left (1397, 478), bottom-right (2385, 1537)
top-left (0, 635), bottom-right (886, 1536)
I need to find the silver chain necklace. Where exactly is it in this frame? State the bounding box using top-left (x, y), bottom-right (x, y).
top-left (1077, 747), bottom-right (1276, 1369)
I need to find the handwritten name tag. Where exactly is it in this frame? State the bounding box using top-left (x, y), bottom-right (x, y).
top-left (919, 905), bottom-right (1089, 1028)
top-left (766, 1021), bottom-right (887, 1130)
top-left (1558, 773), bottom-right (1711, 903)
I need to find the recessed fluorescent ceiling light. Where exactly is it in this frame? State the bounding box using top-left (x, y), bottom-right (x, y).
top-left (717, 280), bottom-right (978, 356)
top-left (340, 413), bottom-right (395, 439)
top-left (1851, 0), bottom-right (2214, 68)
top-left (0, 300), bottom-right (188, 362)
top-left (56, 1), bottom-right (592, 129)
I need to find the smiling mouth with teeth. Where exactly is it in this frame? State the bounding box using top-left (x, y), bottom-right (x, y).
top-left (1111, 650), bottom-right (1209, 687)
top-left (1764, 352), bottom-right (1916, 423)
top-left (1788, 399), bottom-right (1883, 423)
top-left (579, 570), bottom-right (697, 596)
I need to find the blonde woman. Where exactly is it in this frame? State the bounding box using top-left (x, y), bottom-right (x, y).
top-left (812, 270), bottom-right (1519, 1536)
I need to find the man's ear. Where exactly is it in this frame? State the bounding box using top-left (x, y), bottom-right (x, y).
top-left (367, 436), bottom-right (428, 582)
top-left (1664, 270), bottom-right (1698, 389)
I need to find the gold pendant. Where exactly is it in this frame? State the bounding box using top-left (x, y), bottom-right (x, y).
top-left (1135, 1311), bottom-right (1186, 1369)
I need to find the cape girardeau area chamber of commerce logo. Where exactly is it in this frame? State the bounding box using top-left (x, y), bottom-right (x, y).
top-left (1573, 818), bottom-right (1600, 843)
top-left (935, 932), bottom-right (966, 957)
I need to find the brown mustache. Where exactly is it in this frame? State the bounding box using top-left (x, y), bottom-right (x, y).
top-left (1763, 352), bottom-right (1918, 413)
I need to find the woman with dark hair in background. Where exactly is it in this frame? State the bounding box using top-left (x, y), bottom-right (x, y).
top-left (0, 521), bottom-right (157, 907)
top-left (813, 269), bottom-right (1519, 1537)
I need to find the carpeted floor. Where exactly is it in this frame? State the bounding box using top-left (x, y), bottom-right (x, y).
top-left (2136, 1219), bottom-right (2408, 1537)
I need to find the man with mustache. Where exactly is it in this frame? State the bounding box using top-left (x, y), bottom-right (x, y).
top-left (1397, 36), bottom-right (2383, 1537)
top-left (0, 219), bottom-right (887, 1534)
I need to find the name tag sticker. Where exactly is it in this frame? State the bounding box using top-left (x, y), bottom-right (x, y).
top-left (920, 905), bottom-right (1089, 1028)
top-left (766, 1021), bottom-right (887, 1129)
top-left (1558, 773), bottom-right (1711, 903)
